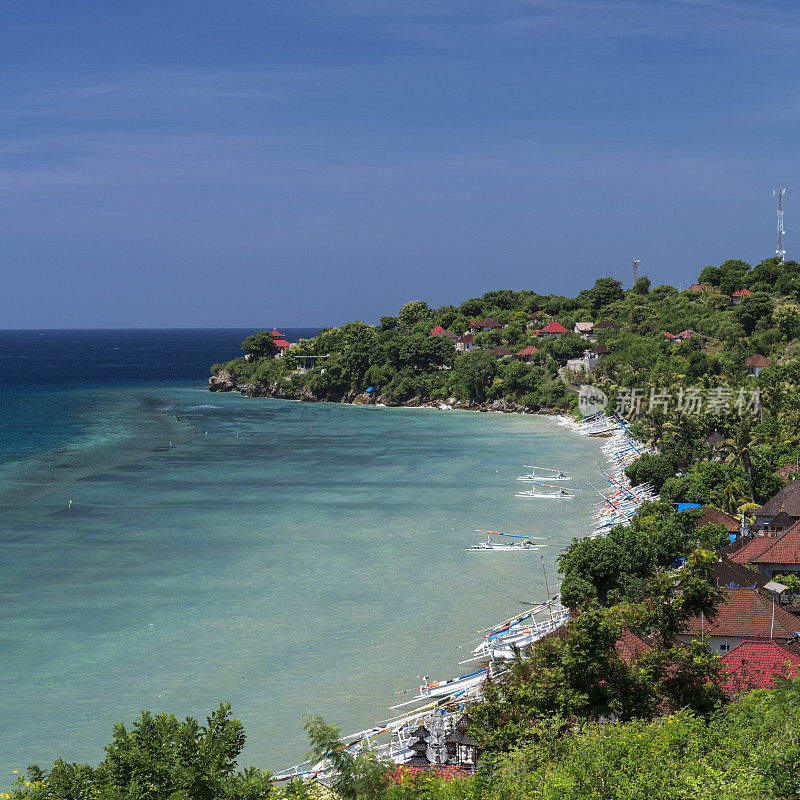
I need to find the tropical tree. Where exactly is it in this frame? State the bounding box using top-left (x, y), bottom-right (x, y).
top-left (242, 331), bottom-right (278, 358)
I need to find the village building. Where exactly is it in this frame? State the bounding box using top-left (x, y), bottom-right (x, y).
top-left (696, 506), bottom-right (740, 536)
top-left (711, 556), bottom-right (768, 590)
top-left (468, 317), bottom-right (503, 334)
top-left (270, 330), bottom-right (292, 358)
top-left (731, 288), bottom-right (753, 305)
top-left (574, 321), bottom-right (595, 339)
top-left (430, 325), bottom-right (458, 340)
top-left (490, 346), bottom-right (512, 359)
top-left (719, 638), bottom-right (800, 696)
top-left (688, 283), bottom-right (720, 294)
top-left (537, 320), bottom-right (568, 338)
top-left (678, 588), bottom-right (800, 653)
top-left (745, 354), bottom-right (771, 377)
top-left (514, 345), bottom-right (539, 364)
top-left (566, 348), bottom-right (604, 372)
top-left (664, 329), bottom-right (703, 345)
top-left (594, 319), bottom-right (621, 331)
top-left (454, 334), bottom-right (476, 354)
top-left (776, 463), bottom-right (800, 481)
top-left (754, 480), bottom-right (800, 531)
top-left (735, 519), bottom-right (800, 579)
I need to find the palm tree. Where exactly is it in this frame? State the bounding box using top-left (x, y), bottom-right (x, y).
top-left (710, 482), bottom-right (749, 516)
top-left (724, 418), bottom-right (758, 502)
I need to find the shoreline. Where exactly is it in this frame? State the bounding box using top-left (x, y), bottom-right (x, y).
top-left (208, 369), bottom-right (573, 418)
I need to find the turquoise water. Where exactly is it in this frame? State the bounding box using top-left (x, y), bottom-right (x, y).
top-left (0, 383), bottom-right (605, 780)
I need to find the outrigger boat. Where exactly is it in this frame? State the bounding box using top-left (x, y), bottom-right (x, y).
top-left (516, 480), bottom-right (574, 499)
top-left (518, 464), bottom-right (571, 481)
top-left (389, 666), bottom-right (492, 709)
top-left (466, 530), bottom-right (546, 551)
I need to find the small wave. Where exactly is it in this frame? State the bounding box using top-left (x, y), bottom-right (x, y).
top-left (183, 404), bottom-right (221, 411)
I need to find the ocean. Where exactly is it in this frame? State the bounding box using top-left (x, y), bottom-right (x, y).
top-left (0, 329), bottom-right (606, 782)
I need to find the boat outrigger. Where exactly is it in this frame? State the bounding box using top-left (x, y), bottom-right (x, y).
top-left (518, 465), bottom-right (571, 481)
top-left (466, 530), bottom-right (546, 551)
top-left (516, 481), bottom-right (574, 499)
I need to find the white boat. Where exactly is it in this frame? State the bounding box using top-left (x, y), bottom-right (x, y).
top-left (518, 464), bottom-right (571, 481)
top-left (516, 481), bottom-right (574, 499)
top-left (389, 667), bottom-right (491, 709)
top-left (466, 530), bottom-right (545, 551)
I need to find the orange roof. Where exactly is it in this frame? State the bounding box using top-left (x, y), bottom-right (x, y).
top-left (430, 325), bottom-right (447, 335)
top-left (515, 346), bottom-right (540, 356)
top-left (615, 630), bottom-right (651, 663)
top-left (720, 638), bottom-right (800, 696)
top-left (750, 520), bottom-right (800, 565)
top-left (537, 320), bottom-right (568, 334)
top-left (681, 589), bottom-right (800, 641)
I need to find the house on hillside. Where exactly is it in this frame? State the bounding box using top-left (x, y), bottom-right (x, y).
top-left (455, 334), bottom-right (476, 354)
top-left (514, 345), bottom-right (539, 364)
top-left (688, 283), bottom-right (720, 294)
top-left (697, 506), bottom-right (741, 535)
top-left (490, 346), bottom-right (511, 359)
top-left (736, 520), bottom-right (800, 580)
top-left (776, 464), bottom-right (800, 482)
top-left (537, 320), bottom-right (568, 338)
top-left (731, 288), bottom-right (753, 305)
top-left (574, 321), bottom-right (595, 339)
top-left (678, 588), bottom-right (800, 653)
top-left (719, 638), bottom-right (800, 696)
top-left (594, 320), bottom-right (620, 331)
top-left (430, 326), bottom-right (458, 340)
top-left (664, 329), bottom-right (703, 345)
top-left (566, 347), bottom-right (606, 372)
top-left (754, 481), bottom-right (800, 531)
top-left (745, 354), bottom-right (771, 377)
top-left (468, 317), bottom-right (503, 334)
top-left (270, 330), bottom-right (292, 358)
top-left (712, 556), bottom-right (768, 590)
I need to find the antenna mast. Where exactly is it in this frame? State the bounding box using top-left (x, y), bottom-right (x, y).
top-left (632, 258), bottom-right (640, 284)
top-left (774, 188), bottom-right (786, 262)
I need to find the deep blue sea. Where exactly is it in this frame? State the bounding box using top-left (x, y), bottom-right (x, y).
top-left (0, 329), bottom-right (605, 784)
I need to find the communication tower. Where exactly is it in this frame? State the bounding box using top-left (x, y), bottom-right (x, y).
top-left (632, 258), bottom-right (640, 283)
top-left (774, 189), bottom-right (787, 261)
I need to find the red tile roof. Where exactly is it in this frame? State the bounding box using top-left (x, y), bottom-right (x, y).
top-left (720, 638), bottom-right (800, 696)
top-left (515, 346), bottom-right (540, 356)
top-left (677, 329), bottom-right (701, 338)
top-left (681, 589), bottom-right (800, 641)
top-left (750, 520), bottom-right (800, 565)
top-left (430, 325), bottom-right (447, 335)
top-left (591, 344), bottom-right (609, 354)
top-left (615, 630), bottom-right (652, 663)
top-left (273, 339), bottom-right (291, 349)
top-left (732, 289), bottom-right (753, 298)
top-left (491, 346), bottom-right (511, 357)
top-left (728, 535), bottom-right (784, 565)
top-left (689, 283), bottom-right (720, 293)
top-left (745, 354), bottom-right (771, 368)
top-left (455, 334), bottom-right (474, 344)
top-left (271, 329), bottom-right (284, 338)
top-left (537, 320), bottom-right (568, 335)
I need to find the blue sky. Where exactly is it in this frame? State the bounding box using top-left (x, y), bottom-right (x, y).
top-left (2, 1), bottom-right (799, 327)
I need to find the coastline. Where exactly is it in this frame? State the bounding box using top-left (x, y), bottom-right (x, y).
top-left (208, 368), bottom-right (571, 417)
